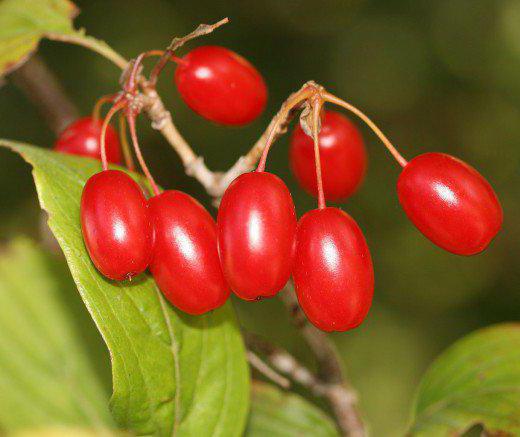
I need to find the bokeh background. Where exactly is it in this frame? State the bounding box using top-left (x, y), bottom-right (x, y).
top-left (1, 0), bottom-right (519, 435)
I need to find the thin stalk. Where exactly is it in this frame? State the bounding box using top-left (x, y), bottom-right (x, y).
top-left (126, 113), bottom-right (160, 196)
top-left (126, 53), bottom-right (147, 93)
top-left (118, 114), bottom-right (135, 171)
top-left (92, 94), bottom-right (117, 122)
top-left (323, 92), bottom-right (408, 167)
top-left (100, 101), bottom-right (126, 171)
top-left (311, 99), bottom-right (326, 209)
top-left (256, 87), bottom-right (315, 172)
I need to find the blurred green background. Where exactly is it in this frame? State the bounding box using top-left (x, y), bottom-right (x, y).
top-left (1, 0), bottom-right (519, 435)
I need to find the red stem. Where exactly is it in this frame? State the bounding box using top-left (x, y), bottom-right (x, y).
top-left (92, 94), bottom-right (117, 122)
top-left (118, 114), bottom-right (136, 171)
top-left (256, 87), bottom-right (315, 172)
top-left (100, 101), bottom-right (126, 171)
top-left (126, 112), bottom-right (161, 196)
top-left (323, 92), bottom-right (408, 167)
top-left (312, 101), bottom-right (326, 209)
top-left (170, 55), bottom-right (187, 66)
top-left (126, 53), bottom-right (147, 93)
top-left (256, 120), bottom-right (281, 173)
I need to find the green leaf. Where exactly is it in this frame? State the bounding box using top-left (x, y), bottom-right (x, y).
top-left (410, 323), bottom-right (520, 436)
top-left (0, 141), bottom-right (250, 437)
top-left (0, 0), bottom-right (78, 75)
top-left (0, 237), bottom-right (113, 432)
top-left (246, 382), bottom-right (339, 436)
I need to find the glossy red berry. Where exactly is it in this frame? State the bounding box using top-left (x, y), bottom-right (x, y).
top-left (293, 207), bottom-right (374, 332)
top-left (81, 170), bottom-right (153, 280)
top-left (174, 46), bottom-right (267, 126)
top-left (217, 172), bottom-right (297, 300)
top-left (397, 152), bottom-right (502, 255)
top-left (149, 190), bottom-right (230, 315)
top-left (55, 117), bottom-right (121, 163)
top-left (290, 111), bottom-right (367, 201)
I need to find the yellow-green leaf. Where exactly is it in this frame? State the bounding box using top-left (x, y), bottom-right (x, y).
top-left (0, 0), bottom-right (78, 75)
top-left (410, 323), bottom-right (520, 436)
top-left (0, 237), bottom-right (113, 432)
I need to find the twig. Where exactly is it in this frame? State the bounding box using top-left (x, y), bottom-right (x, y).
top-left (247, 350), bottom-right (291, 389)
top-left (278, 284), bottom-right (365, 437)
top-left (10, 56), bottom-right (81, 255)
top-left (246, 333), bottom-right (322, 392)
top-left (10, 55), bottom-right (80, 134)
top-left (246, 330), bottom-right (364, 436)
top-left (138, 81), bottom-right (316, 199)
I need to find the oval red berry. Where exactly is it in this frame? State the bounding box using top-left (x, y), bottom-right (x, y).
top-left (397, 152), bottom-right (502, 255)
top-left (149, 190), bottom-right (230, 315)
top-left (81, 170), bottom-right (153, 280)
top-left (217, 171), bottom-right (296, 300)
top-left (293, 207), bottom-right (374, 332)
top-left (174, 46), bottom-right (267, 126)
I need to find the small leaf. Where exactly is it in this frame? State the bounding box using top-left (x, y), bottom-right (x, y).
top-left (246, 381), bottom-right (338, 436)
top-left (0, 237), bottom-right (113, 431)
top-left (0, 141), bottom-right (250, 437)
top-left (0, 0), bottom-right (78, 75)
top-left (410, 323), bottom-right (520, 436)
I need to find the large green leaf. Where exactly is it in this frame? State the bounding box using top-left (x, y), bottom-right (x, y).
top-left (0, 0), bottom-right (77, 75)
top-left (0, 237), bottom-right (113, 432)
top-left (0, 141), bottom-right (250, 436)
top-left (246, 382), bottom-right (338, 436)
top-left (410, 323), bottom-right (520, 436)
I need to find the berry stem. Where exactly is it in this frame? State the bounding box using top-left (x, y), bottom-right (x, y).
top-left (118, 114), bottom-right (136, 171)
top-left (126, 112), bottom-right (161, 196)
top-left (100, 101), bottom-right (126, 171)
top-left (323, 92), bottom-right (408, 167)
top-left (92, 94), bottom-right (117, 122)
top-left (256, 86), bottom-right (315, 172)
top-left (126, 53), bottom-right (147, 93)
top-left (170, 55), bottom-right (188, 66)
top-left (122, 50), bottom-right (165, 92)
top-left (311, 98), bottom-right (326, 209)
top-left (144, 50), bottom-right (166, 57)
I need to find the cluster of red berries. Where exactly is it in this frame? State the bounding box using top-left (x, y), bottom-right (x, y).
top-left (54, 44), bottom-right (503, 333)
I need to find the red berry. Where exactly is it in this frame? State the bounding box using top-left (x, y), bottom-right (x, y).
top-left (290, 111), bottom-right (367, 201)
top-left (149, 190), bottom-right (230, 315)
top-left (217, 172), bottom-right (296, 300)
top-left (397, 152), bottom-right (502, 255)
top-left (293, 207), bottom-right (374, 332)
top-left (174, 46), bottom-right (267, 126)
top-left (81, 170), bottom-right (153, 280)
top-left (55, 117), bottom-right (121, 163)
